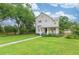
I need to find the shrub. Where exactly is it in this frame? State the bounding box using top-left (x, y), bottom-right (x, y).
top-left (65, 34), bottom-right (79, 39)
top-left (4, 26), bottom-right (17, 35)
top-left (42, 34), bottom-right (61, 37)
top-left (42, 34), bottom-right (53, 37)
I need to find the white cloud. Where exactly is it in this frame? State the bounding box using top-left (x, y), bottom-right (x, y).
top-left (31, 3), bottom-right (39, 11)
top-left (41, 11), bottom-right (77, 20)
top-left (60, 3), bottom-right (79, 8)
top-left (34, 11), bottom-right (40, 16)
top-left (30, 3), bottom-right (40, 17)
top-left (60, 4), bottom-right (74, 8)
top-left (34, 11), bottom-right (52, 17)
top-left (33, 10), bottom-right (77, 20)
top-left (42, 11), bottom-right (59, 18)
top-left (73, 4), bottom-right (79, 10)
top-left (55, 11), bottom-right (77, 20)
top-left (49, 4), bottom-right (58, 7)
top-left (44, 12), bottom-right (51, 15)
top-left (55, 11), bottom-right (65, 16)
top-left (49, 3), bottom-right (79, 8)
top-left (49, 3), bottom-right (79, 9)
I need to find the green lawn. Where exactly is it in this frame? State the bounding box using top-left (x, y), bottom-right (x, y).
top-left (0, 34), bottom-right (79, 55)
top-left (0, 34), bottom-right (36, 44)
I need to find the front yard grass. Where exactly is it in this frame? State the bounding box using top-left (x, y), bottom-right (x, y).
top-left (0, 34), bottom-right (36, 44)
top-left (0, 35), bottom-right (79, 55)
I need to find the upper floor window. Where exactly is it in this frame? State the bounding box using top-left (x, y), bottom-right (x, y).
top-left (45, 19), bottom-right (47, 22)
top-left (38, 20), bottom-right (41, 23)
top-left (53, 20), bottom-right (56, 24)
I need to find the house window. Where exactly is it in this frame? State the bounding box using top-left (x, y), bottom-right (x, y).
top-left (38, 20), bottom-right (41, 23)
top-left (52, 20), bottom-right (56, 24)
top-left (38, 25), bottom-right (41, 32)
top-left (45, 19), bottom-right (47, 22)
top-left (54, 22), bottom-right (56, 24)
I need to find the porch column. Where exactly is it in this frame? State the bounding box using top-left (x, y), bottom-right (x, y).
top-left (55, 27), bottom-right (59, 34)
top-left (47, 28), bottom-right (49, 35)
top-left (39, 28), bottom-right (42, 36)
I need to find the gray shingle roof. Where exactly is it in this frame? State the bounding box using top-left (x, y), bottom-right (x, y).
top-left (36, 12), bottom-right (59, 21)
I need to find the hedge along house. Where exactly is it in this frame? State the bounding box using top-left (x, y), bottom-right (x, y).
top-left (35, 13), bottom-right (59, 35)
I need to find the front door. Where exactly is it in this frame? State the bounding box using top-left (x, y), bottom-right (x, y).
top-left (45, 28), bottom-right (47, 34)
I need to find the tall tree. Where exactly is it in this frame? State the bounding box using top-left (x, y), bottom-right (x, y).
top-left (59, 16), bottom-right (72, 34)
top-left (11, 4), bottom-right (35, 34)
top-left (0, 3), bottom-right (35, 34)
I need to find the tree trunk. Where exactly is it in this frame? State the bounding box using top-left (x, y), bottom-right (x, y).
top-left (16, 23), bottom-right (20, 34)
top-left (16, 18), bottom-right (21, 35)
top-left (2, 25), bottom-right (5, 33)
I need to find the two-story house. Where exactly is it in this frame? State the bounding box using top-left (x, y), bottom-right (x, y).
top-left (35, 13), bottom-right (59, 35)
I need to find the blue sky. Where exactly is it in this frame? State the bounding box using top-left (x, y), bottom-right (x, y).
top-left (1, 3), bottom-right (79, 25)
top-left (31, 3), bottom-right (79, 21)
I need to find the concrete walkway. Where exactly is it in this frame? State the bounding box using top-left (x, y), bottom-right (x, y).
top-left (0, 36), bottom-right (41, 47)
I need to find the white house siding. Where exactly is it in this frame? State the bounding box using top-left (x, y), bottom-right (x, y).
top-left (35, 13), bottom-right (59, 35)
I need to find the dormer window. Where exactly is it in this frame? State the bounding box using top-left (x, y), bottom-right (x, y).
top-left (38, 20), bottom-right (41, 23)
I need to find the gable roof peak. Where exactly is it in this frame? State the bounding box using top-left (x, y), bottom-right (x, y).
top-left (39, 12), bottom-right (46, 15)
top-left (36, 12), bottom-right (59, 21)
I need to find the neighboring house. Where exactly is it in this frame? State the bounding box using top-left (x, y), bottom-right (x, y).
top-left (35, 13), bottom-right (59, 35)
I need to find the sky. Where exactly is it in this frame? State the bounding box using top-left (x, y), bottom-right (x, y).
top-left (31, 3), bottom-right (79, 21)
top-left (1, 3), bottom-right (79, 26)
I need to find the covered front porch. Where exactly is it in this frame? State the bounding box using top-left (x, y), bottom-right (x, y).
top-left (40, 27), bottom-right (59, 35)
